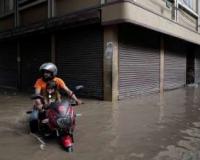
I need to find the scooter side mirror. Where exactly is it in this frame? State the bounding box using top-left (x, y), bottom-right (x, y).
top-left (75, 85), bottom-right (84, 91)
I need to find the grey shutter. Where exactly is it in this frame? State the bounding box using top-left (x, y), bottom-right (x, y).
top-left (56, 25), bottom-right (103, 99)
top-left (195, 47), bottom-right (200, 83)
top-left (119, 25), bottom-right (160, 99)
top-left (0, 41), bottom-right (17, 88)
top-left (164, 37), bottom-right (186, 90)
top-left (20, 35), bottom-right (51, 91)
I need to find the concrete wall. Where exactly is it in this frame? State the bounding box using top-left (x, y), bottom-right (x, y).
top-left (178, 8), bottom-right (197, 31)
top-left (0, 15), bottom-right (14, 32)
top-left (19, 2), bottom-right (48, 26)
top-left (135, 0), bottom-right (172, 20)
top-left (102, 1), bottom-right (200, 45)
top-left (55, 0), bottom-right (100, 17)
top-left (106, 0), bottom-right (172, 19)
top-left (0, 0), bottom-right (198, 36)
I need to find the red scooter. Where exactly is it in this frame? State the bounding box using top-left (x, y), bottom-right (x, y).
top-left (28, 85), bottom-right (83, 152)
top-left (46, 100), bottom-right (76, 152)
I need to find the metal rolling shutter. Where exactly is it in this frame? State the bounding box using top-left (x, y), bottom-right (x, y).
top-left (20, 36), bottom-right (51, 91)
top-left (0, 41), bottom-right (18, 88)
top-left (164, 38), bottom-right (186, 90)
top-left (195, 47), bottom-right (200, 83)
top-left (56, 25), bottom-right (103, 99)
top-left (119, 25), bottom-right (160, 99)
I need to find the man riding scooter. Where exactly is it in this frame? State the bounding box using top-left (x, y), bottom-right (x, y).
top-left (30, 62), bottom-right (82, 132)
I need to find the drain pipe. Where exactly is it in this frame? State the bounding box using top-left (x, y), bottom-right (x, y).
top-left (48, 0), bottom-right (56, 63)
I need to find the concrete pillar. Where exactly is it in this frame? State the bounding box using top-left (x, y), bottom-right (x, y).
top-left (101, 0), bottom-right (106, 5)
top-left (48, 0), bottom-right (56, 63)
top-left (48, 0), bottom-right (55, 18)
top-left (103, 25), bottom-right (119, 101)
top-left (14, 0), bottom-right (19, 27)
top-left (52, 0), bottom-right (55, 17)
top-left (48, 0), bottom-right (51, 18)
top-left (160, 36), bottom-right (164, 94)
top-left (174, 0), bottom-right (178, 22)
top-left (197, 0), bottom-right (199, 32)
top-left (17, 41), bottom-right (21, 89)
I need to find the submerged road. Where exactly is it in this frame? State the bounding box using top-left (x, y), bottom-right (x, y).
top-left (0, 86), bottom-right (200, 160)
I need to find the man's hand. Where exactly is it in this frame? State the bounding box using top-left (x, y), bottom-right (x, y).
top-left (76, 99), bottom-right (83, 105)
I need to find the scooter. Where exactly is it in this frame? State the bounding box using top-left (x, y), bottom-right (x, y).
top-left (28, 85), bottom-right (83, 152)
top-left (46, 100), bottom-right (76, 152)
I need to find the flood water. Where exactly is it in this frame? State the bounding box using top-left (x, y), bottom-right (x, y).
top-left (0, 86), bottom-right (200, 160)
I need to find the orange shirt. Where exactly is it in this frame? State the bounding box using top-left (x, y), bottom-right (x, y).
top-left (34, 77), bottom-right (66, 91)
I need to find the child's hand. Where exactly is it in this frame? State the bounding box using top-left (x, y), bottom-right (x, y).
top-left (43, 104), bottom-right (49, 109)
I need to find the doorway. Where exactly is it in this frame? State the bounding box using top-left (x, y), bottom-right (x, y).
top-left (186, 46), bottom-right (194, 84)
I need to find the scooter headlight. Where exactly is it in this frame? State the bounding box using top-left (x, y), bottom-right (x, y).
top-left (57, 116), bottom-right (71, 129)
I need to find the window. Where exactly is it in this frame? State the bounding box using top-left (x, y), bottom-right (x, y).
top-left (177, 0), bottom-right (198, 18)
top-left (179, 0), bottom-right (193, 9)
top-left (0, 0), bottom-right (14, 15)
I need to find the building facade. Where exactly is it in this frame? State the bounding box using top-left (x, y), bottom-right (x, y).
top-left (0, 0), bottom-right (200, 100)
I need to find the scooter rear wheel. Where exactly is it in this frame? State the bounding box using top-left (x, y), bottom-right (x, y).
top-left (29, 120), bottom-right (38, 133)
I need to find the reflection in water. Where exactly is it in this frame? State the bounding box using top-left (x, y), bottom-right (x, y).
top-left (158, 93), bottom-right (165, 125)
top-left (1, 87), bottom-right (200, 160)
top-left (153, 86), bottom-right (200, 160)
top-left (109, 102), bottom-right (119, 149)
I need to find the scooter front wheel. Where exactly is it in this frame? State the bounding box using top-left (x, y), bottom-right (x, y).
top-left (61, 135), bottom-right (73, 152)
top-left (65, 146), bottom-right (73, 152)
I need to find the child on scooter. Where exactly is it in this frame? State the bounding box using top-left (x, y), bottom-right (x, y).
top-left (39, 80), bottom-right (62, 125)
top-left (43, 80), bottom-right (61, 106)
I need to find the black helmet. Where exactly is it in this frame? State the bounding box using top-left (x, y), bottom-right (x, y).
top-left (39, 62), bottom-right (58, 76)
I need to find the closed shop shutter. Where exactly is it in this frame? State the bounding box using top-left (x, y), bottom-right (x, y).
top-left (20, 36), bottom-right (51, 91)
top-left (0, 41), bottom-right (18, 88)
top-left (164, 37), bottom-right (186, 90)
top-left (56, 25), bottom-right (103, 99)
top-left (195, 47), bottom-right (200, 83)
top-left (119, 25), bottom-right (160, 99)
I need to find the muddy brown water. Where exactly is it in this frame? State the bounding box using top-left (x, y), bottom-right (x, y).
top-left (0, 86), bottom-right (200, 160)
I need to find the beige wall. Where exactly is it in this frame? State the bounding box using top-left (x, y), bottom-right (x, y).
top-left (178, 8), bottom-right (197, 31)
top-left (193, 0), bottom-right (197, 12)
top-left (137, 0), bottom-right (198, 31)
top-left (106, 0), bottom-right (172, 19)
top-left (0, 15), bottom-right (14, 32)
top-left (102, 1), bottom-right (200, 45)
top-left (0, 0), bottom-right (198, 44)
top-left (55, 0), bottom-right (100, 17)
top-left (19, 2), bottom-right (48, 26)
top-left (136, 0), bottom-right (172, 20)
